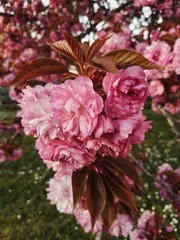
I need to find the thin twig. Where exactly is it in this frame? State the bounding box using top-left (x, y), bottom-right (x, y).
top-left (130, 154), bottom-right (180, 205)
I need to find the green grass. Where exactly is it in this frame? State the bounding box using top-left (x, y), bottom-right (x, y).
top-left (0, 106), bottom-right (179, 240)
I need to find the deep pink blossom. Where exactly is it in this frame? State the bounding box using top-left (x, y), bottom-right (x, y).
top-left (103, 66), bottom-right (148, 118)
top-left (36, 137), bottom-right (95, 176)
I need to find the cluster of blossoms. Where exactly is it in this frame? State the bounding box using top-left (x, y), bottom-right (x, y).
top-left (155, 163), bottom-right (180, 210)
top-left (18, 67), bottom-right (150, 177)
top-left (137, 29), bottom-right (180, 115)
top-left (18, 63), bottom-right (151, 235)
top-left (130, 210), bottom-right (175, 240)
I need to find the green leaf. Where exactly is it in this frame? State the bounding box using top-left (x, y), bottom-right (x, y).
top-left (104, 49), bottom-right (164, 71)
top-left (86, 170), bottom-right (107, 230)
top-left (72, 167), bottom-right (88, 207)
top-left (10, 58), bottom-right (69, 85)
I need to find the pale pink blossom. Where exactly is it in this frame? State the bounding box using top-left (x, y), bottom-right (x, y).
top-left (9, 86), bottom-right (22, 101)
top-left (75, 209), bottom-right (102, 233)
top-left (0, 73), bottom-right (15, 87)
top-left (144, 41), bottom-right (171, 66)
top-left (137, 210), bottom-right (155, 229)
top-left (130, 229), bottom-right (147, 240)
top-left (0, 149), bottom-right (7, 163)
top-left (157, 163), bottom-right (173, 174)
top-left (46, 174), bottom-right (73, 214)
top-left (172, 54), bottom-right (180, 75)
top-left (164, 100), bottom-right (180, 114)
top-left (20, 48), bottom-right (37, 62)
top-left (173, 38), bottom-right (180, 55)
top-left (103, 66), bottom-right (148, 118)
top-left (135, 42), bottom-right (148, 54)
top-left (51, 76), bottom-right (103, 140)
top-left (98, 26), bottom-right (131, 53)
top-left (109, 213), bottom-right (133, 237)
top-left (149, 80), bottom-right (165, 98)
top-left (18, 83), bottom-right (59, 139)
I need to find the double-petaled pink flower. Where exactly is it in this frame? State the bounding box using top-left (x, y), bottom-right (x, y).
top-left (103, 66), bottom-right (148, 118)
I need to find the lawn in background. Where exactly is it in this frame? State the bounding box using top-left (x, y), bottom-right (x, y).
top-left (0, 104), bottom-right (179, 240)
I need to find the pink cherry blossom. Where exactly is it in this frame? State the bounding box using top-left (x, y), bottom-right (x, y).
top-left (98, 26), bottom-right (131, 53)
top-left (51, 76), bottom-right (103, 140)
top-left (144, 41), bottom-right (171, 66)
top-left (18, 83), bottom-right (59, 139)
top-left (149, 80), bottom-right (165, 98)
top-left (46, 174), bottom-right (73, 214)
top-left (173, 38), bottom-right (180, 55)
top-left (75, 209), bottom-right (102, 233)
top-left (137, 210), bottom-right (155, 229)
top-left (103, 66), bottom-right (148, 118)
top-left (0, 149), bottom-right (7, 163)
top-left (109, 213), bottom-right (133, 237)
top-left (130, 229), bottom-right (147, 240)
top-left (36, 137), bottom-right (95, 176)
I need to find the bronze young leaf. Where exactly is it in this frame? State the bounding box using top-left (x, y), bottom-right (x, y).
top-left (10, 58), bottom-right (69, 85)
top-left (105, 49), bottom-right (164, 71)
top-left (86, 170), bottom-right (107, 230)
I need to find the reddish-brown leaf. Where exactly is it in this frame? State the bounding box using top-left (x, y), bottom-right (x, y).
top-left (160, 34), bottom-right (177, 45)
top-left (101, 177), bottom-right (115, 230)
top-left (72, 167), bottom-right (88, 207)
top-left (81, 41), bottom-right (90, 61)
top-left (171, 180), bottom-right (180, 193)
top-left (86, 170), bottom-right (107, 230)
top-left (50, 40), bottom-right (77, 66)
top-left (91, 56), bottom-right (118, 73)
top-left (10, 58), bottom-right (69, 85)
top-left (87, 38), bottom-right (108, 60)
top-left (63, 32), bottom-right (83, 65)
top-left (105, 157), bottom-right (142, 187)
top-left (103, 167), bottom-right (137, 213)
top-left (105, 49), bottom-right (164, 71)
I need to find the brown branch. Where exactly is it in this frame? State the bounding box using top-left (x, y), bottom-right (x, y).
top-left (130, 154), bottom-right (180, 205)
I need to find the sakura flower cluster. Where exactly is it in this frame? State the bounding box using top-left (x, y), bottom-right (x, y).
top-left (137, 32), bottom-right (180, 115)
top-left (18, 65), bottom-right (151, 236)
top-left (130, 210), bottom-right (175, 240)
top-left (155, 163), bottom-right (180, 210)
top-left (18, 67), bottom-right (150, 177)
